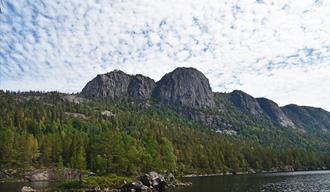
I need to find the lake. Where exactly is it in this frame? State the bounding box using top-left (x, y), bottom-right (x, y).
top-left (177, 170), bottom-right (330, 192)
top-left (0, 170), bottom-right (329, 192)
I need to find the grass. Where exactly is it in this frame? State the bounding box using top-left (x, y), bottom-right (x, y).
top-left (60, 174), bottom-right (133, 190)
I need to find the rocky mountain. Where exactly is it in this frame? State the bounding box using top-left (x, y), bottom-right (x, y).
top-left (1, 90), bottom-right (329, 178)
top-left (153, 67), bottom-right (215, 109)
top-left (282, 104), bottom-right (330, 131)
top-left (151, 68), bottom-right (232, 130)
top-left (81, 67), bottom-right (329, 132)
top-left (81, 70), bottom-right (155, 100)
top-left (256, 98), bottom-right (295, 128)
top-left (227, 90), bottom-right (264, 116)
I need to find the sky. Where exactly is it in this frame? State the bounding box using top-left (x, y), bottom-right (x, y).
top-left (0, 0), bottom-right (329, 110)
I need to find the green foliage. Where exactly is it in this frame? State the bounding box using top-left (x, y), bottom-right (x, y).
top-left (0, 91), bottom-right (329, 175)
top-left (60, 174), bottom-right (133, 189)
top-left (160, 137), bottom-right (177, 172)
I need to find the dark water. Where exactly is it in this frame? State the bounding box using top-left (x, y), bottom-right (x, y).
top-left (0, 171), bottom-right (329, 192)
top-left (177, 170), bottom-right (330, 192)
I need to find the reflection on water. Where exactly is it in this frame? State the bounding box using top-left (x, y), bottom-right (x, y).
top-left (0, 181), bottom-right (61, 192)
top-left (260, 171), bottom-right (330, 192)
top-left (177, 170), bottom-right (330, 192)
top-left (0, 170), bottom-right (329, 192)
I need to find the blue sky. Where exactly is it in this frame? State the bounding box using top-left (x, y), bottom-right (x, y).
top-left (0, 0), bottom-right (329, 110)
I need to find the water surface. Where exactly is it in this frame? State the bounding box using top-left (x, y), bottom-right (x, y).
top-left (1, 170), bottom-right (329, 192)
top-left (177, 170), bottom-right (330, 192)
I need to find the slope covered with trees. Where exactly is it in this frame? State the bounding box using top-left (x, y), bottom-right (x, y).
top-left (0, 91), bottom-right (329, 176)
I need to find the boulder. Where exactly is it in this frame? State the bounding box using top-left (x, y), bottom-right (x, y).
top-left (138, 172), bottom-right (166, 192)
top-left (101, 110), bottom-right (116, 118)
top-left (175, 182), bottom-right (192, 187)
top-left (164, 171), bottom-right (176, 188)
top-left (85, 186), bottom-right (101, 192)
top-left (21, 186), bottom-right (36, 192)
top-left (121, 181), bottom-right (149, 192)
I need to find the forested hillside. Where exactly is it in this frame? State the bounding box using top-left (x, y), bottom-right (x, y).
top-left (0, 91), bottom-right (329, 176)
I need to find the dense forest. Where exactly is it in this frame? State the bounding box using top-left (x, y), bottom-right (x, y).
top-left (0, 91), bottom-right (329, 176)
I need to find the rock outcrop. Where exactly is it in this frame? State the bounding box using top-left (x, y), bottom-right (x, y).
top-left (128, 74), bottom-right (156, 100)
top-left (21, 186), bottom-right (36, 192)
top-left (81, 68), bottom-right (227, 130)
top-left (0, 168), bottom-right (79, 182)
top-left (139, 171), bottom-right (166, 191)
top-left (178, 108), bottom-right (235, 130)
top-left (27, 168), bottom-right (79, 182)
top-left (282, 104), bottom-right (330, 131)
top-left (256, 98), bottom-right (295, 128)
top-left (120, 171), bottom-right (182, 192)
top-left (153, 67), bottom-right (215, 109)
top-left (227, 90), bottom-right (264, 116)
top-left (81, 70), bottom-right (155, 100)
top-left (151, 68), bottom-right (230, 130)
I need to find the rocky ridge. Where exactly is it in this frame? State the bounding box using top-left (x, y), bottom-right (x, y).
top-left (256, 98), bottom-right (295, 128)
top-left (227, 90), bottom-right (264, 116)
top-left (282, 104), bottom-right (330, 131)
top-left (81, 70), bottom-right (155, 100)
top-left (81, 67), bottom-right (329, 132)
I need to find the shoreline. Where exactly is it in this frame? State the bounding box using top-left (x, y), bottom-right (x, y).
top-left (183, 169), bottom-right (330, 178)
top-left (2, 168), bottom-right (329, 182)
top-left (1, 170), bottom-right (330, 192)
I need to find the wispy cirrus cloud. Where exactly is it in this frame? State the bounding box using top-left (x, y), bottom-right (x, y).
top-left (0, 0), bottom-right (329, 110)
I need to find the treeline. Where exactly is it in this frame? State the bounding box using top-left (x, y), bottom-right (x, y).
top-left (0, 91), bottom-right (329, 175)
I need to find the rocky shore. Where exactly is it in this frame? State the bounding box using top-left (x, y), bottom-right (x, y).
top-left (0, 167), bottom-right (79, 182)
top-left (4, 166), bottom-right (327, 192)
top-left (20, 171), bottom-right (191, 192)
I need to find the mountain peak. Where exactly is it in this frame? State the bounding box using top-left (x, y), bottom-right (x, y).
top-left (80, 68), bottom-right (329, 132)
top-left (81, 70), bottom-right (155, 100)
top-left (228, 90), bottom-right (264, 116)
top-left (256, 97), bottom-right (295, 128)
top-left (282, 104), bottom-right (330, 131)
top-left (153, 67), bottom-right (215, 109)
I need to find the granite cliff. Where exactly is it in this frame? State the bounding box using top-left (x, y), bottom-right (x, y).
top-left (81, 68), bottom-right (329, 132)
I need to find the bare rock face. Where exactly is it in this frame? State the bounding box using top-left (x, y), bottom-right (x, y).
top-left (27, 168), bottom-right (79, 182)
top-left (128, 74), bottom-right (156, 100)
top-left (81, 70), bottom-right (155, 100)
top-left (152, 68), bottom-right (228, 130)
top-left (81, 68), bottom-right (329, 131)
top-left (228, 90), bottom-right (264, 116)
top-left (81, 70), bottom-right (131, 98)
top-left (153, 67), bottom-right (215, 109)
top-left (21, 186), bottom-right (36, 192)
top-left (179, 109), bottom-right (235, 130)
top-left (256, 98), bottom-right (295, 128)
top-left (282, 104), bottom-right (330, 131)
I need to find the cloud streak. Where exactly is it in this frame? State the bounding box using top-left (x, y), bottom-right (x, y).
top-left (0, 0), bottom-right (329, 110)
